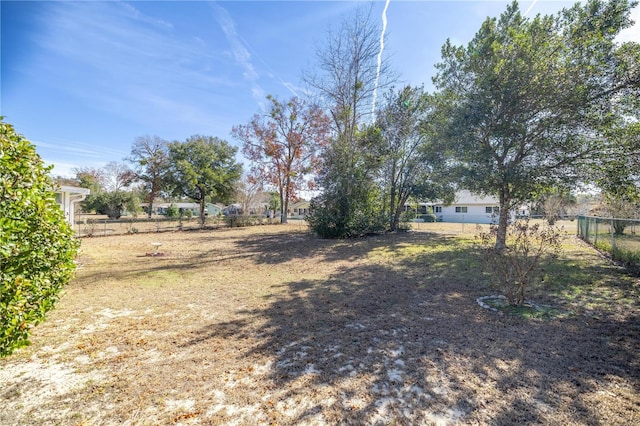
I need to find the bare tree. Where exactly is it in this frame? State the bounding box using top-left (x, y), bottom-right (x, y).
top-left (305, 5), bottom-right (393, 146)
top-left (103, 161), bottom-right (135, 193)
top-left (235, 174), bottom-right (262, 216)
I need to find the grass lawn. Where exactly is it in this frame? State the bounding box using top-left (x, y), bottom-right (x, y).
top-left (1, 222), bottom-right (638, 425)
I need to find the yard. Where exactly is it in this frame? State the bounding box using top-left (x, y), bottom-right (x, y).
top-left (1, 222), bottom-right (638, 425)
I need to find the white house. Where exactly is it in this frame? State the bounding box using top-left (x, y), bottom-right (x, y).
top-left (141, 202), bottom-right (223, 217)
top-left (431, 190), bottom-right (515, 224)
top-left (55, 186), bottom-right (90, 229)
top-left (288, 200), bottom-right (311, 219)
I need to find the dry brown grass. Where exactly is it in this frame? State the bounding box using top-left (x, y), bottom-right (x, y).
top-left (1, 222), bottom-right (638, 425)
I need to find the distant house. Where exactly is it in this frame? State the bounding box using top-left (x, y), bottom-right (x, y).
top-left (55, 186), bottom-right (90, 229)
top-left (206, 203), bottom-right (224, 216)
top-left (141, 202), bottom-right (222, 217)
top-left (224, 202), bottom-right (268, 216)
top-left (434, 191), bottom-right (523, 224)
top-left (404, 190), bottom-right (521, 224)
top-left (223, 203), bottom-right (242, 216)
top-left (288, 200), bottom-right (311, 219)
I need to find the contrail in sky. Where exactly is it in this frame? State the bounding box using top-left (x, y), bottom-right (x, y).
top-left (524, 0), bottom-right (539, 16)
top-left (371, 0), bottom-right (391, 121)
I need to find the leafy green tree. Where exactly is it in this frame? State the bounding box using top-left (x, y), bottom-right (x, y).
top-left (376, 86), bottom-right (454, 231)
top-left (72, 166), bottom-right (105, 193)
top-left (1, 119), bottom-right (79, 357)
top-left (82, 191), bottom-right (139, 219)
top-left (308, 125), bottom-right (388, 237)
top-left (129, 135), bottom-right (170, 218)
top-left (268, 191), bottom-right (279, 218)
top-left (433, 0), bottom-right (639, 248)
top-left (596, 118), bottom-right (640, 227)
top-left (167, 135), bottom-right (242, 225)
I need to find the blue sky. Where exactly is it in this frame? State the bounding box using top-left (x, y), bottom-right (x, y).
top-left (2, 1), bottom-right (638, 177)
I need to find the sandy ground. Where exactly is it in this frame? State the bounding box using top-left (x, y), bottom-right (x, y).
top-left (1, 222), bottom-right (638, 425)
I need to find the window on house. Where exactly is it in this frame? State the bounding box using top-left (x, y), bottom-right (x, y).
top-left (434, 206), bottom-right (442, 213)
top-left (485, 206), bottom-right (500, 214)
top-left (455, 206), bottom-right (468, 213)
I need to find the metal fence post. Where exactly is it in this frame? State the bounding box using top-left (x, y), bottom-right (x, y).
top-left (611, 218), bottom-right (615, 251)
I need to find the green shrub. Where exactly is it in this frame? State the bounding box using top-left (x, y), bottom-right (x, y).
top-left (419, 213), bottom-right (437, 223)
top-left (400, 209), bottom-right (416, 223)
top-left (1, 119), bottom-right (79, 357)
top-left (82, 191), bottom-right (139, 219)
top-left (307, 197), bottom-right (387, 238)
top-left (165, 203), bottom-right (179, 218)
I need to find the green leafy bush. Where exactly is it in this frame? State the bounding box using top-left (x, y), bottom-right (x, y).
top-left (0, 119), bottom-right (80, 357)
top-left (165, 203), bottom-right (179, 218)
top-left (419, 213), bottom-right (437, 222)
top-left (82, 191), bottom-right (139, 219)
top-left (308, 198), bottom-right (387, 238)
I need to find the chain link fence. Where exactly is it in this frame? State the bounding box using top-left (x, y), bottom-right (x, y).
top-left (577, 215), bottom-right (640, 272)
top-left (74, 215), bottom-right (284, 237)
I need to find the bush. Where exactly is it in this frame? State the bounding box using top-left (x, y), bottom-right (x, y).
top-left (1, 120), bottom-right (79, 357)
top-left (476, 219), bottom-right (562, 306)
top-left (400, 209), bottom-right (416, 223)
top-left (225, 215), bottom-right (262, 228)
top-left (165, 203), bottom-right (179, 218)
top-left (418, 213), bottom-right (437, 223)
top-left (307, 198), bottom-right (387, 238)
top-left (82, 191), bottom-right (139, 219)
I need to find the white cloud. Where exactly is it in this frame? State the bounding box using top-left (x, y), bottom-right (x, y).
top-left (33, 1), bottom-right (231, 130)
top-left (211, 2), bottom-right (265, 107)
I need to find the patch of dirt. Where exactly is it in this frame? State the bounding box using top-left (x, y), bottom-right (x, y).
top-left (1, 223), bottom-right (638, 425)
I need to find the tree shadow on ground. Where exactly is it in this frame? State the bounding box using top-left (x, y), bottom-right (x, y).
top-left (232, 229), bottom-right (418, 265)
top-left (76, 228), bottom-right (401, 285)
top-left (184, 232), bottom-right (640, 424)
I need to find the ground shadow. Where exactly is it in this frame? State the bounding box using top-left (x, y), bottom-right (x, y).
top-left (185, 232), bottom-right (640, 424)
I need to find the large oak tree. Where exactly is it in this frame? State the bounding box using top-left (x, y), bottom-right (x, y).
top-left (167, 136), bottom-right (242, 225)
top-left (434, 0), bottom-right (639, 248)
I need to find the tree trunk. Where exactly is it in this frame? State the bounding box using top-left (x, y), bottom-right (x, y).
top-left (389, 162), bottom-right (397, 231)
top-left (280, 190), bottom-right (288, 224)
top-left (199, 198), bottom-right (206, 228)
top-left (495, 189), bottom-right (511, 250)
top-left (148, 198), bottom-right (154, 219)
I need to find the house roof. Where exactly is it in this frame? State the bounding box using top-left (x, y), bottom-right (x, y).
top-left (291, 200), bottom-right (310, 208)
top-left (143, 202), bottom-right (199, 209)
top-left (452, 190), bottom-right (499, 205)
top-left (57, 185), bottom-right (90, 195)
